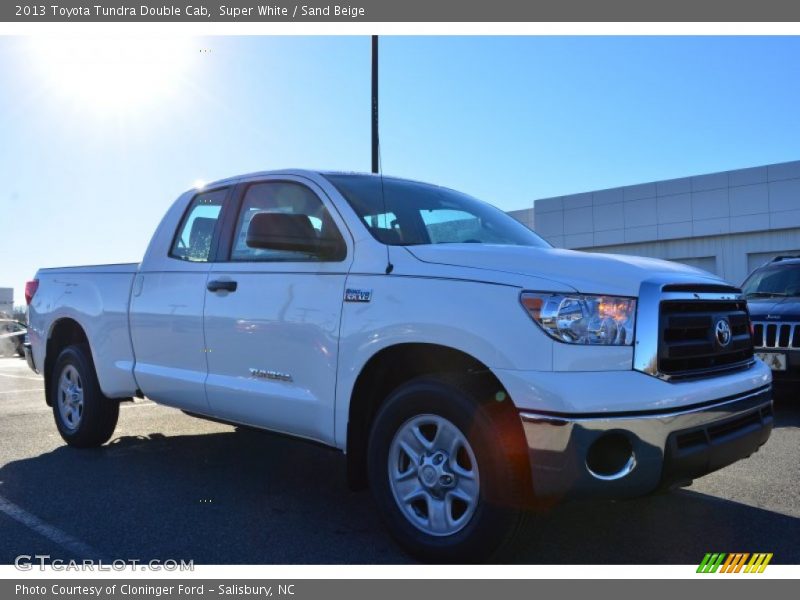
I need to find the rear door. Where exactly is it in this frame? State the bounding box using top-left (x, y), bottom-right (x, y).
top-left (130, 187), bottom-right (229, 412)
top-left (203, 176), bottom-right (352, 445)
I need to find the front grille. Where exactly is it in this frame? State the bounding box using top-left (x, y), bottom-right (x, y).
top-left (658, 298), bottom-right (754, 378)
top-left (752, 321), bottom-right (800, 349)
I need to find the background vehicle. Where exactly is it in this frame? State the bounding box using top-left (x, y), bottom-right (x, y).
top-left (25, 170), bottom-right (773, 562)
top-left (0, 319), bottom-right (27, 357)
top-left (743, 255), bottom-right (800, 397)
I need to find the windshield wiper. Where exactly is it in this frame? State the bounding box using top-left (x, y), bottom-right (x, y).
top-left (745, 291), bottom-right (788, 298)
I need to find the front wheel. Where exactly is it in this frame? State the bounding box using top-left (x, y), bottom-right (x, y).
top-left (51, 344), bottom-right (119, 448)
top-left (367, 376), bottom-right (533, 563)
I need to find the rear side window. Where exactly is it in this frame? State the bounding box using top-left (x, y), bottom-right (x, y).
top-left (170, 189), bottom-right (227, 262)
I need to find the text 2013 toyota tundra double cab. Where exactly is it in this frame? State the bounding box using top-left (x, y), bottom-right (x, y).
top-left (26, 170), bottom-right (773, 562)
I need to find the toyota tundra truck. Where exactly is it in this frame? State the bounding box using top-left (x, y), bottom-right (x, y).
top-left (25, 170), bottom-right (773, 562)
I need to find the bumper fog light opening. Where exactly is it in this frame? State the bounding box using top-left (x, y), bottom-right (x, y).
top-left (586, 433), bottom-right (637, 481)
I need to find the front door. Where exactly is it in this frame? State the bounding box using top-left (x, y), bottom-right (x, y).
top-left (203, 177), bottom-right (352, 445)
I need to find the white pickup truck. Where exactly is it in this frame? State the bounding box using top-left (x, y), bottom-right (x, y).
top-left (26, 170), bottom-right (773, 562)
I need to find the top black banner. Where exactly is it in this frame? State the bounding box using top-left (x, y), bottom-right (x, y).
top-left (5, 0), bottom-right (800, 22)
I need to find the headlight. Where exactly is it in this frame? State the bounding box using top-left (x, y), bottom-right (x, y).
top-left (520, 292), bottom-right (636, 345)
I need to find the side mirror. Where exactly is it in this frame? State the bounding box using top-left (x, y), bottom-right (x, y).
top-left (246, 212), bottom-right (343, 259)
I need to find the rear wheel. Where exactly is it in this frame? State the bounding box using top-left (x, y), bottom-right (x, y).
top-left (367, 376), bottom-right (533, 563)
top-left (51, 344), bottom-right (119, 448)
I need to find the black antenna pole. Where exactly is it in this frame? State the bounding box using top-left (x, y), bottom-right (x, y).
top-left (371, 35), bottom-right (392, 274)
top-left (371, 35), bottom-right (379, 174)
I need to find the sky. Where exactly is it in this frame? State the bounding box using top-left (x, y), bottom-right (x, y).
top-left (2, 35), bottom-right (800, 303)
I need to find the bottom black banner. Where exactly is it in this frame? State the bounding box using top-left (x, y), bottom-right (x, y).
top-left (2, 579), bottom-right (794, 600)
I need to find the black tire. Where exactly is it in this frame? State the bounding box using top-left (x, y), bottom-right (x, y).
top-left (51, 344), bottom-right (119, 448)
top-left (367, 375), bottom-right (533, 563)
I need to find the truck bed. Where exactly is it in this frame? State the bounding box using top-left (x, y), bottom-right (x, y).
top-left (29, 264), bottom-right (141, 398)
top-left (36, 263), bottom-right (140, 274)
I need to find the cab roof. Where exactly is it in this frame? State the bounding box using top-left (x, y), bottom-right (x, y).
top-left (196, 169), bottom-right (446, 193)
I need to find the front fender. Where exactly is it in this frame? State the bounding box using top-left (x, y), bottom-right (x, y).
top-left (333, 275), bottom-right (550, 447)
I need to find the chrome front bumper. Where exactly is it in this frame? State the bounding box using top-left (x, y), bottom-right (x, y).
top-left (519, 385), bottom-right (773, 499)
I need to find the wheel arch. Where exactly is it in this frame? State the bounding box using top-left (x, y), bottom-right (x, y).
top-left (44, 318), bottom-right (90, 406)
top-left (344, 342), bottom-right (520, 490)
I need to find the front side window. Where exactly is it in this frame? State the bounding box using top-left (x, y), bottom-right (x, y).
top-left (170, 189), bottom-right (227, 262)
top-left (325, 174), bottom-right (550, 247)
top-left (231, 181), bottom-right (346, 262)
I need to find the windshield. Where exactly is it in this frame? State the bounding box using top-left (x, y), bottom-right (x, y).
top-left (742, 263), bottom-right (800, 297)
top-left (325, 174), bottom-right (550, 248)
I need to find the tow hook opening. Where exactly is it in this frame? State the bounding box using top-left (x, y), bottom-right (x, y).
top-left (586, 432), bottom-right (636, 480)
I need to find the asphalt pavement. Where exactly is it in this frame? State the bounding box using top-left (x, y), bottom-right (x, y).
top-left (0, 355), bottom-right (797, 564)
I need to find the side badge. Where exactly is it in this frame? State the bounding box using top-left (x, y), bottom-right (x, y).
top-left (249, 368), bottom-right (293, 382)
top-left (344, 288), bottom-right (373, 303)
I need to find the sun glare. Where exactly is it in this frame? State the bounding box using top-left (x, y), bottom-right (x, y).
top-left (28, 36), bottom-right (194, 116)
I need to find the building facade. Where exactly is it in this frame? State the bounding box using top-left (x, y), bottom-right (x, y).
top-left (510, 160), bottom-right (800, 286)
top-left (0, 288), bottom-right (12, 317)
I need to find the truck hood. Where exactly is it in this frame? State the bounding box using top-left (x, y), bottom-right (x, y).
top-left (406, 244), bottom-right (723, 296)
top-left (747, 297), bottom-right (800, 321)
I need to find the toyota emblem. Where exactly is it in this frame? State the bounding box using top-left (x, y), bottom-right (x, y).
top-left (715, 318), bottom-right (732, 347)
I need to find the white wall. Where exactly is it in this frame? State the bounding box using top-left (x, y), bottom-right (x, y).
top-left (518, 160), bottom-right (800, 286)
top-left (578, 231), bottom-right (800, 286)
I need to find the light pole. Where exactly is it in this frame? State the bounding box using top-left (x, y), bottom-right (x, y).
top-left (371, 35), bottom-right (379, 174)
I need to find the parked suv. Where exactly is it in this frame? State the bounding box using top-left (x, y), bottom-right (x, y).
top-left (743, 255), bottom-right (800, 396)
top-left (0, 319), bottom-right (27, 357)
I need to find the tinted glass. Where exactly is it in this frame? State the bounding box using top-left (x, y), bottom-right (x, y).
top-left (170, 189), bottom-right (227, 262)
top-left (743, 263), bottom-right (800, 297)
top-left (325, 174), bottom-right (549, 247)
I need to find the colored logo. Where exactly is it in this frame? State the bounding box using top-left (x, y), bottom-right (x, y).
top-left (715, 318), bottom-right (732, 347)
top-left (697, 552), bottom-right (773, 573)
